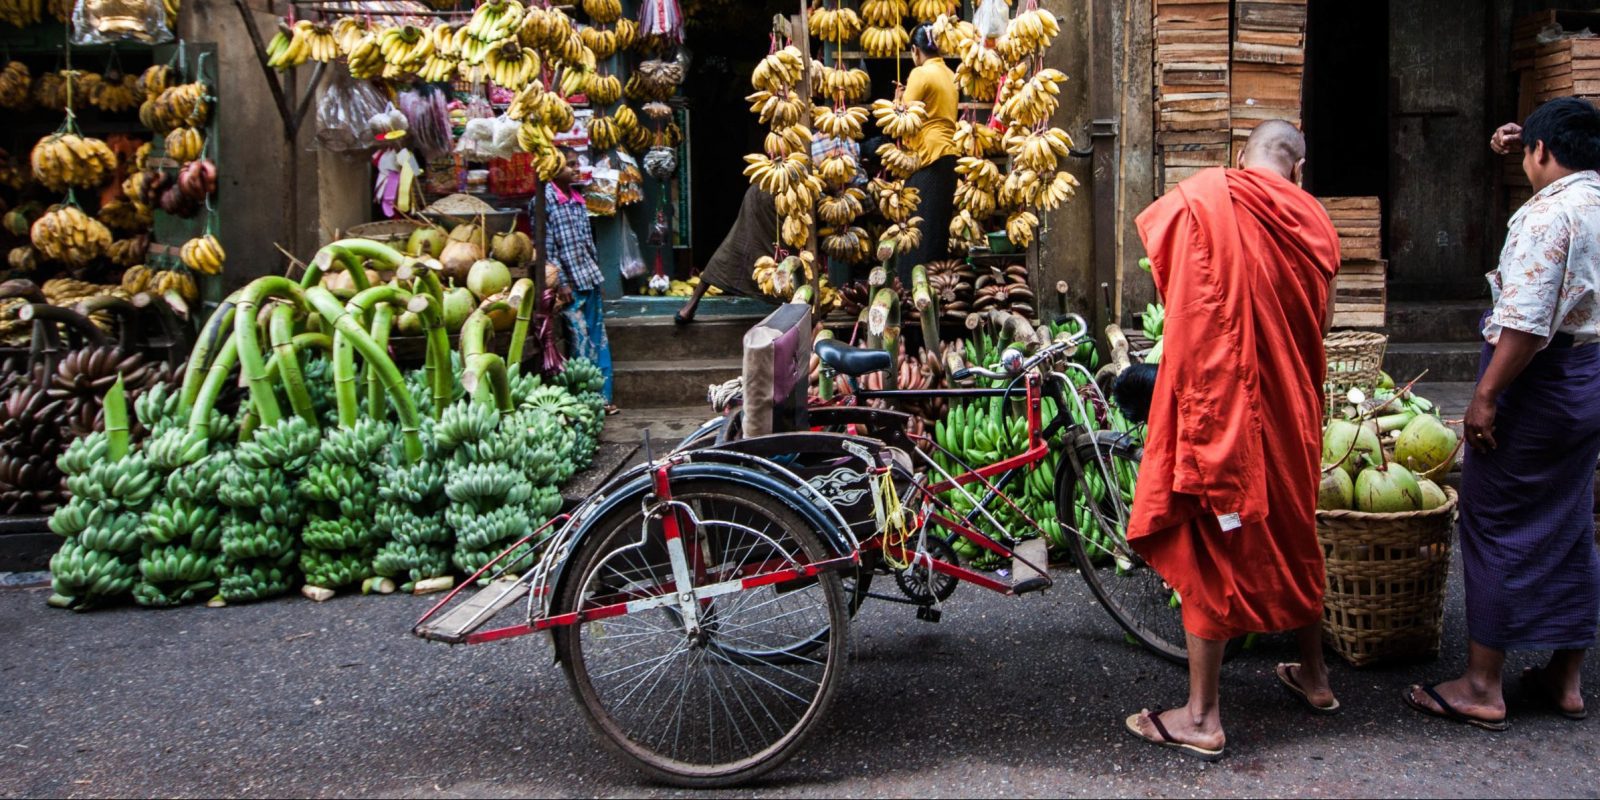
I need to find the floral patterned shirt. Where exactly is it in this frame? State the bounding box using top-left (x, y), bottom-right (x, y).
top-left (1484, 170), bottom-right (1600, 345)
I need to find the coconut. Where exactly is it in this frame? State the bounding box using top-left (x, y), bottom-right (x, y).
top-left (467, 259), bottom-right (512, 299)
top-left (1418, 478), bottom-right (1448, 511)
top-left (1318, 468), bottom-right (1354, 511)
top-left (438, 239), bottom-right (484, 284)
top-left (1323, 419), bottom-right (1382, 478)
top-left (321, 267), bottom-right (380, 299)
top-left (406, 226), bottom-right (447, 258)
top-left (395, 310), bottom-right (423, 336)
top-left (449, 223), bottom-right (484, 246)
top-left (480, 291), bottom-right (517, 331)
top-left (1395, 414), bottom-right (1458, 476)
top-left (1354, 462), bottom-right (1424, 513)
top-left (491, 231), bottom-right (534, 265)
top-left (442, 286), bottom-right (475, 331)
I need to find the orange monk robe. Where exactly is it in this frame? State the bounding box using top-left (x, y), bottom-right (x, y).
top-left (1129, 167), bottom-right (1341, 641)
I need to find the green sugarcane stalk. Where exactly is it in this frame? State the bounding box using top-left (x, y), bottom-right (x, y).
top-left (911, 264), bottom-right (940, 353)
top-left (301, 238), bottom-right (407, 289)
top-left (459, 307), bottom-right (513, 413)
top-left (186, 334), bottom-right (240, 449)
top-left (815, 328), bottom-right (835, 402)
top-left (406, 294), bottom-right (453, 416)
top-left (105, 375), bottom-right (129, 461)
top-left (178, 292), bottom-right (240, 413)
top-left (368, 303), bottom-right (395, 419)
top-left (304, 286), bottom-right (423, 461)
top-left (268, 303), bottom-right (318, 426)
top-left (332, 285), bottom-right (413, 426)
top-left (506, 278), bottom-right (535, 369)
top-left (234, 278), bottom-right (310, 428)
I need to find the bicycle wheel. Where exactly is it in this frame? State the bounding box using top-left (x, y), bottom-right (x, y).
top-left (553, 479), bottom-right (848, 788)
top-left (1059, 432), bottom-right (1193, 664)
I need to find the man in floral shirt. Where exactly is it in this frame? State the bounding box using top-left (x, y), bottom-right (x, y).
top-left (1406, 97), bottom-right (1600, 730)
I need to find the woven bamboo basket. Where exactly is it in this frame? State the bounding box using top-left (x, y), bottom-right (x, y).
top-left (345, 219), bottom-right (422, 246)
top-left (1317, 486), bottom-right (1457, 667)
top-left (1324, 331), bottom-right (1388, 414)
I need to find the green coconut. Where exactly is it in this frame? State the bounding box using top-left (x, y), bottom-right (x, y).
top-left (1323, 419), bottom-right (1382, 478)
top-left (1318, 468), bottom-right (1354, 511)
top-left (1354, 462), bottom-right (1423, 513)
top-left (1417, 478), bottom-right (1448, 511)
top-left (406, 226), bottom-right (447, 258)
top-left (442, 287), bottom-right (475, 331)
top-left (466, 259), bottom-right (512, 299)
top-left (1395, 414), bottom-right (1458, 476)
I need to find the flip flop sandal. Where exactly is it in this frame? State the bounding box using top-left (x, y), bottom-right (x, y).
top-left (1124, 710), bottom-right (1226, 762)
top-left (1521, 667), bottom-right (1588, 721)
top-left (1403, 683), bottom-right (1510, 731)
top-left (1276, 663), bottom-right (1341, 715)
top-left (604, 405), bottom-right (621, 416)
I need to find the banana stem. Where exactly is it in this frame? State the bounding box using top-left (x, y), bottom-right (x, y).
top-left (406, 294), bottom-right (453, 416)
top-left (332, 285), bottom-right (412, 427)
top-left (912, 264), bottom-right (940, 354)
top-left (301, 238), bottom-right (407, 289)
top-left (367, 303), bottom-right (395, 420)
top-left (268, 303), bottom-right (318, 426)
top-left (304, 286), bottom-right (423, 461)
top-left (395, 258), bottom-right (444, 306)
top-left (506, 278), bottom-right (535, 369)
top-left (186, 333), bottom-right (239, 447)
top-left (459, 308), bottom-right (512, 413)
top-left (233, 278), bottom-right (309, 428)
top-left (105, 376), bottom-right (129, 461)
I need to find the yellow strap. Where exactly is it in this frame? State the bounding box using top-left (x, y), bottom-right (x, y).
top-left (877, 469), bottom-right (910, 570)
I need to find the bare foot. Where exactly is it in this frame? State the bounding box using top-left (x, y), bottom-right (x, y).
top-left (1131, 707), bottom-right (1225, 753)
top-left (1407, 677), bottom-right (1505, 722)
top-left (1526, 666), bottom-right (1586, 718)
top-left (1279, 663), bottom-right (1338, 709)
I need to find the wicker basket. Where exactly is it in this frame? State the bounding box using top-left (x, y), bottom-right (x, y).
top-left (1318, 486), bottom-right (1457, 667)
top-left (1324, 331), bottom-right (1388, 413)
top-left (345, 219), bottom-right (422, 245)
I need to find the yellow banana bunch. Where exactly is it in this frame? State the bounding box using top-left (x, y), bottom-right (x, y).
top-left (753, 255), bottom-right (779, 296)
top-left (120, 264), bottom-right (154, 293)
top-left (31, 206), bottom-right (111, 269)
top-left (744, 151), bottom-right (812, 195)
top-left (348, 35), bottom-right (385, 80)
top-left (954, 179), bottom-right (997, 218)
top-left (762, 124), bottom-right (812, 158)
top-left (931, 13), bottom-right (977, 54)
top-left (559, 66), bottom-right (594, 97)
top-left (911, 0), bottom-right (957, 23)
top-left (876, 217), bottom-right (923, 261)
top-left (517, 120), bottom-right (554, 152)
top-left (581, 0), bottom-right (622, 24)
top-left (1007, 126), bottom-right (1075, 172)
top-left (7, 246), bottom-right (38, 272)
top-left (485, 42), bottom-right (540, 89)
top-left (818, 187), bottom-right (866, 226)
top-left (1034, 170), bottom-right (1080, 211)
top-left (380, 25), bottom-right (434, 71)
top-left (295, 20), bottom-right (341, 62)
top-left (153, 268), bottom-right (199, 303)
top-left (876, 141), bottom-right (922, 179)
top-left (814, 105), bottom-right (869, 140)
top-left (588, 115), bottom-right (622, 150)
top-left (953, 119), bottom-right (1004, 157)
top-left (587, 73), bottom-right (623, 105)
top-left (90, 74), bottom-right (142, 113)
top-left (332, 17), bottom-right (369, 53)
top-left (613, 104), bottom-right (639, 132)
top-left (266, 24), bottom-right (313, 70)
top-left (653, 121), bottom-right (684, 148)
top-left (750, 46), bottom-right (807, 93)
top-left (999, 168), bottom-right (1042, 209)
top-left (775, 174), bottom-right (824, 218)
top-left (518, 5), bottom-right (574, 50)
top-left (997, 68), bottom-right (1067, 127)
top-left (579, 25), bottom-right (620, 60)
top-left (136, 64), bottom-right (174, 99)
top-left (748, 89), bottom-right (806, 128)
top-left (873, 178), bottom-right (921, 223)
top-left (0, 62), bottom-right (29, 108)
top-left (164, 127), bottom-right (204, 164)
top-left (1006, 210), bottom-right (1039, 249)
top-left (817, 153), bottom-right (857, 188)
top-left (532, 147), bottom-right (566, 181)
top-left (815, 66), bottom-right (871, 102)
top-left (808, 6), bottom-right (862, 44)
top-left (861, 25), bottom-right (909, 58)
top-left (144, 82), bottom-right (210, 133)
top-left (31, 133), bottom-right (118, 191)
top-left (955, 155), bottom-right (1002, 191)
top-left (179, 234), bottom-right (225, 276)
top-left (781, 214), bottom-right (812, 250)
top-left (872, 98), bottom-right (927, 139)
top-left (107, 238), bottom-right (146, 268)
top-left (824, 226), bottom-right (874, 263)
top-left (1000, 8), bottom-right (1061, 60)
top-left (466, 0), bottom-right (524, 44)
top-left (0, 0), bottom-right (43, 27)
top-left (860, 0), bottom-right (907, 28)
top-left (98, 199), bottom-right (150, 232)
top-left (949, 210), bottom-right (985, 251)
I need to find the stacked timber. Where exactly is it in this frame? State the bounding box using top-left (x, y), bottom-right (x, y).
top-left (1154, 0), bottom-right (1231, 193)
top-left (1230, 0), bottom-right (1307, 161)
top-left (1320, 196), bottom-right (1385, 329)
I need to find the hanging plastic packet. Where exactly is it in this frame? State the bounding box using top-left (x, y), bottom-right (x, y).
top-left (316, 70), bottom-right (391, 152)
top-left (586, 166), bottom-right (620, 216)
top-left (71, 0), bottom-right (172, 45)
top-left (616, 151), bottom-right (644, 206)
top-left (647, 204), bottom-right (672, 247)
top-left (973, 0), bottom-right (1010, 41)
top-left (397, 86), bottom-right (454, 161)
top-left (618, 224), bottom-right (647, 280)
top-left (638, 0), bottom-right (685, 45)
top-left (643, 145), bottom-right (677, 180)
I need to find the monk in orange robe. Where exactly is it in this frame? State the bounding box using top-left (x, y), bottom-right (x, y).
top-left (1124, 121), bottom-right (1342, 760)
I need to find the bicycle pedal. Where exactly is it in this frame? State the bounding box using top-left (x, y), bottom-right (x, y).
top-left (915, 606), bottom-right (942, 623)
top-left (1009, 538), bottom-right (1051, 595)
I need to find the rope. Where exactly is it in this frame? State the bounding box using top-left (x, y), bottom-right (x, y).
top-left (876, 468), bottom-right (910, 570)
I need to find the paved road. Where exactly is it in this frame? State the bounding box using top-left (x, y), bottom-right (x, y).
top-left (2, 553), bottom-right (1598, 799)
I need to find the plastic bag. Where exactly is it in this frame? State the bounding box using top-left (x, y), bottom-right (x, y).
top-left (618, 224), bottom-right (647, 280)
top-left (974, 0), bottom-right (1010, 40)
top-left (616, 152), bottom-right (644, 206)
top-left (586, 167), bottom-right (620, 216)
top-left (71, 0), bottom-right (172, 44)
top-left (456, 114), bottom-right (521, 161)
top-left (647, 205), bottom-right (672, 247)
top-left (397, 86), bottom-right (454, 161)
top-left (643, 145), bottom-right (677, 179)
top-left (639, 0), bottom-right (685, 44)
top-left (315, 71), bottom-right (391, 152)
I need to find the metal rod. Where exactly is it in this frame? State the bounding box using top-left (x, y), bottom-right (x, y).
top-left (233, 0), bottom-right (295, 139)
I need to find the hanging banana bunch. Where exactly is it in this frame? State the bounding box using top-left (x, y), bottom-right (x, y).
top-left (997, 68), bottom-right (1068, 128)
top-left (872, 97), bottom-right (927, 140)
top-left (30, 133), bottom-right (118, 191)
top-left (815, 64), bottom-right (871, 103)
top-left (809, 4), bottom-right (863, 44)
top-left (872, 178), bottom-right (921, 224)
top-left (814, 104), bottom-right (869, 140)
top-left (996, 8), bottom-right (1062, 63)
top-left (484, 41), bottom-right (540, 90)
top-left (877, 217), bottom-right (924, 261)
top-left (911, 0), bottom-right (957, 23)
top-left (876, 140), bottom-right (922, 179)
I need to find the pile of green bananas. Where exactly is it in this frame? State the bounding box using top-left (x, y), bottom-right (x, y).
top-left (373, 448), bottom-right (452, 589)
top-left (129, 385), bottom-right (231, 607)
top-left (216, 416), bottom-right (319, 604)
top-left (436, 400), bottom-right (540, 576)
top-left (297, 418), bottom-right (391, 589)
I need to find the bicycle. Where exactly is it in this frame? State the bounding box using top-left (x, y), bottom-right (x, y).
top-left (413, 310), bottom-right (1199, 786)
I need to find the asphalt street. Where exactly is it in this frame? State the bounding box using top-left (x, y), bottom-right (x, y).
top-left (2, 551), bottom-right (1598, 799)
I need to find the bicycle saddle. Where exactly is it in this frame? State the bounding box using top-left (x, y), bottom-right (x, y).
top-left (814, 339), bottom-right (892, 377)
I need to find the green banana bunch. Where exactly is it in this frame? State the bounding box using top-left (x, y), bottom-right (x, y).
top-left (445, 461), bottom-right (533, 508)
top-left (320, 417), bottom-right (392, 466)
top-left (220, 518), bottom-right (296, 561)
top-left (447, 504), bottom-right (529, 551)
top-left (375, 504), bottom-right (450, 545)
top-left (557, 357), bottom-right (606, 396)
top-left (134, 381), bottom-right (185, 438)
top-left (66, 456), bottom-right (161, 511)
top-left (50, 539), bottom-right (138, 601)
top-left (302, 518), bottom-right (373, 552)
top-left (139, 496), bottom-right (221, 546)
top-left (453, 540), bottom-right (534, 576)
top-left (219, 563), bottom-right (293, 604)
top-left (235, 416), bottom-right (320, 471)
top-left (48, 497), bottom-right (94, 537)
top-left (138, 543), bottom-right (218, 585)
top-left (77, 512), bottom-right (143, 554)
top-left (1142, 303), bottom-right (1165, 343)
top-left (57, 431), bottom-right (109, 476)
top-left (298, 462), bottom-right (366, 504)
top-left (132, 579), bottom-right (216, 608)
top-left (378, 460), bottom-right (447, 507)
top-left (435, 400), bottom-right (500, 451)
top-left (373, 540), bottom-right (451, 584)
top-left (300, 548), bottom-right (370, 589)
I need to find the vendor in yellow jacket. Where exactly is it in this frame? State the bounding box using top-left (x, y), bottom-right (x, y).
top-left (898, 23), bottom-right (959, 283)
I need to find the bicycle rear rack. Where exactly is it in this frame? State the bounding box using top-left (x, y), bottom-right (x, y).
top-left (414, 578), bottom-right (532, 645)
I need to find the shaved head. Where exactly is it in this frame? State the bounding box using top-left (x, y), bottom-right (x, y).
top-left (1239, 120), bottom-right (1306, 181)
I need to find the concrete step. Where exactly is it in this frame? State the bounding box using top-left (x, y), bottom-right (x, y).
top-left (605, 316), bottom-right (760, 362)
top-left (1384, 342), bottom-right (1482, 384)
top-left (1385, 301), bottom-right (1487, 344)
top-left (613, 358), bottom-right (742, 408)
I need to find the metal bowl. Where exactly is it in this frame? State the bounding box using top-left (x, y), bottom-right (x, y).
top-left (418, 208), bottom-right (522, 237)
